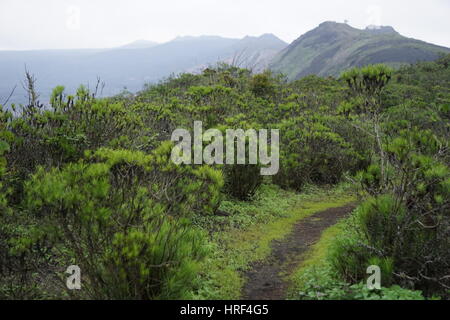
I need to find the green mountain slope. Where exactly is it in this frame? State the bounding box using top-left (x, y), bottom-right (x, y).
top-left (270, 21), bottom-right (450, 80)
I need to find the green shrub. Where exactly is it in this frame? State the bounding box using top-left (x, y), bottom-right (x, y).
top-left (219, 121), bottom-right (264, 201)
top-left (356, 194), bottom-right (406, 252)
top-left (13, 145), bottom-right (222, 299)
top-left (329, 197), bottom-right (402, 287)
top-left (328, 225), bottom-right (372, 284)
top-left (250, 72), bottom-right (276, 98)
top-left (5, 86), bottom-right (154, 206)
top-left (356, 164), bottom-right (383, 195)
top-left (333, 152), bottom-right (449, 296)
top-left (223, 164), bottom-right (263, 200)
top-left (273, 115), bottom-right (357, 190)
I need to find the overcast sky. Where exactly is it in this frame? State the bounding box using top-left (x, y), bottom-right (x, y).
top-left (1, 0), bottom-right (449, 50)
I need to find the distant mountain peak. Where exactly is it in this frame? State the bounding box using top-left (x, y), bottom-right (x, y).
top-left (240, 34), bottom-right (287, 47)
top-left (270, 21), bottom-right (450, 80)
top-left (120, 40), bottom-right (159, 49)
top-left (317, 21), bottom-right (355, 30)
top-left (258, 33), bottom-right (282, 40)
top-left (318, 21), bottom-right (342, 27)
top-left (315, 21), bottom-right (398, 35)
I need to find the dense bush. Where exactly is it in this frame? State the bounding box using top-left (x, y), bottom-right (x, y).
top-left (218, 121), bottom-right (265, 200)
top-left (331, 129), bottom-right (449, 297)
top-left (223, 163), bottom-right (263, 200)
top-left (250, 72), bottom-right (277, 98)
top-left (0, 80), bottom-right (225, 298)
top-left (328, 61), bottom-right (450, 298)
top-left (9, 146), bottom-right (222, 299)
top-left (273, 114), bottom-right (359, 190)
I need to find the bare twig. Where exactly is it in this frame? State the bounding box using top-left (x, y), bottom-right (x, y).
top-left (1, 85), bottom-right (17, 106)
top-left (21, 65), bottom-right (39, 106)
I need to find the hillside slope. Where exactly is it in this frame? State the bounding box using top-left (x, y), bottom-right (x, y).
top-left (270, 21), bottom-right (450, 80)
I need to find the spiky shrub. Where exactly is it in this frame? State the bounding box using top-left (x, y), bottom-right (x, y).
top-left (273, 114), bottom-right (358, 191)
top-left (250, 72), bottom-right (276, 98)
top-left (5, 85), bottom-right (154, 207)
top-left (16, 145), bottom-right (223, 299)
top-left (218, 121), bottom-right (265, 201)
top-left (332, 128), bottom-right (449, 297)
top-left (329, 196), bottom-right (398, 286)
top-left (223, 163), bottom-right (263, 201)
top-left (341, 64), bottom-right (394, 190)
top-left (0, 106), bottom-right (10, 206)
top-left (342, 64), bottom-right (393, 109)
top-left (0, 116), bottom-right (13, 296)
top-left (0, 107), bottom-right (32, 299)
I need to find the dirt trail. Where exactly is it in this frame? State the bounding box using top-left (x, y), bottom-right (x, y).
top-left (242, 203), bottom-right (356, 300)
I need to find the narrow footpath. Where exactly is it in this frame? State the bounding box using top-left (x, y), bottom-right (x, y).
top-left (242, 203), bottom-right (356, 300)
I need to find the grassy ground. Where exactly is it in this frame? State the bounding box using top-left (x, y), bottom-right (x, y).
top-left (191, 183), bottom-right (356, 299)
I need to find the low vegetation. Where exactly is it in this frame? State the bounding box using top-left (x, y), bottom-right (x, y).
top-left (0, 54), bottom-right (449, 299)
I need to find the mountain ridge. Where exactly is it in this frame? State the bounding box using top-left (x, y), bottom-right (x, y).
top-left (270, 21), bottom-right (450, 80)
